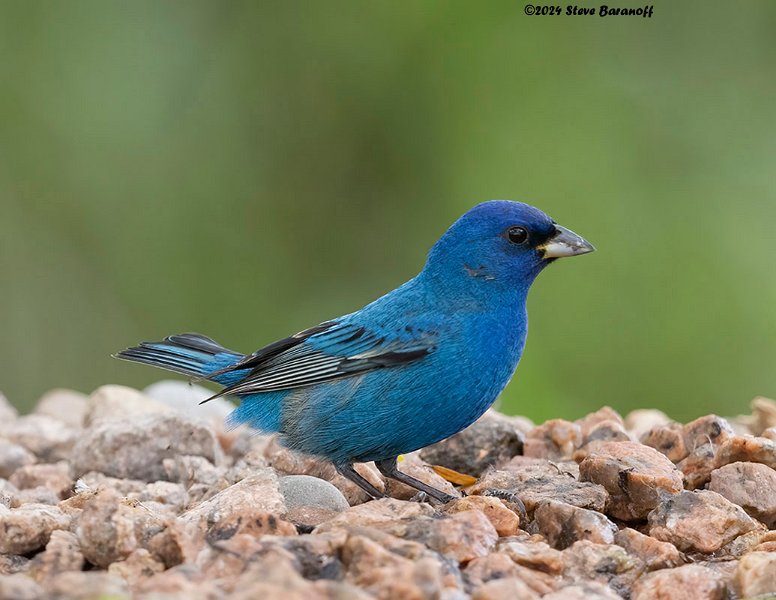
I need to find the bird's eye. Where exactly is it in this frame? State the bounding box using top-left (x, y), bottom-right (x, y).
top-left (507, 226), bottom-right (529, 245)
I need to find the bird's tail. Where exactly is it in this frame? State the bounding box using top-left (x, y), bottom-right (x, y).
top-left (114, 333), bottom-right (243, 381)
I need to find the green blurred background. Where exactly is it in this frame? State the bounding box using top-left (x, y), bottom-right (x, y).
top-left (1, 1), bottom-right (774, 421)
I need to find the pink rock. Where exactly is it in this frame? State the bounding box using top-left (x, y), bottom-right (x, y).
top-left (0, 440), bottom-right (36, 479)
top-left (0, 415), bottom-right (77, 462)
top-left (715, 435), bottom-right (776, 469)
top-left (464, 552), bottom-right (558, 595)
top-left (10, 462), bottom-right (73, 500)
top-left (641, 423), bottom-right (688, 463)
top-left (734, 551), bottom-right (776, 599)
top-left (30, 529), bottom-right (84, 581)
top-left (533, 500), bottom-right (617, 549)
top-left (469, 458), bottom-right (607, 515)
top-left (341, 534), bottom-right (449, 599)
top-left (614, 527), bottom-right (684, 571)
top-left (0, 573), bottom-right (43, 600)
top-left (34, 389), bottom-right (89, 429)
top-left (498, 538), bottom-right (564, 575)
top-left (107, 548), bottom-right (166, 589)
top-left (709, 461), bottom-right (776, 527)
top-left (543, 582), bottom-right (622, 600)
top-left (180, 468), bottom-right (285, 539)
top-left (75, 488), bottom-right (185, 568)
top-left (471, 577), bottom-right (540, 600)
top-left (444, 495), bottom-right (520, 537)
top-left (524, 419), bottom-right (583, 460)
top-left (0, 503), bottom-right (70, 554)
top-left (373, 509), bottom-right (498, 564)
top-left (561, 541), bottom-right (641, 595)
top-left (47, 571), bottom-right (130, 599)
top-left (681, 415), bottom-right (734, 452)
top-left (577, 407), bottom-right (624, 436)
top-left (624, 409), bottom-right (672, 441)
top-left (631, 564), bottom-right (725, 600)
top-left (314, 497), bottom-right (436, 534)
top-left (578, 441), bottom-right (682, 520)
top-left (647, 490), bottom-right (760, 553)
top-left (676, 443), bottom-right (716, 489)
top-left (72, 413), bottom-right (220, 482)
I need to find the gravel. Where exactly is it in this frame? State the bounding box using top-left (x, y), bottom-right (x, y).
top-left (1, 383), bottom-right (776, 599)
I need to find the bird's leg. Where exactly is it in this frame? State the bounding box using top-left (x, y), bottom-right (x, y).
top-left (336, 463), bottom-right (385, 499)
top-left (375, 457), bottom-right (456, 504)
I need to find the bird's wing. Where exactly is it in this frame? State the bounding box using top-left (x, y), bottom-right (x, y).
top-left (204, 320), bottom-right (437, 399)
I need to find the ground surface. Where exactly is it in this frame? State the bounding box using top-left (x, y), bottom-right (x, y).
top-left (1, 382), bottom-right (776, 599)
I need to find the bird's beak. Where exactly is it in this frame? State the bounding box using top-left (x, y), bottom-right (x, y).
top-left (538, 225), bottom-right (595, 259)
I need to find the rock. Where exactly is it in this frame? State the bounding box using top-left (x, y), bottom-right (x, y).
top-left (561, 541), bottom-right (641, 596)
top-left (107, 548), bottom-right (166, 588)
top-left (47, 571), bottom-right (130, 599)
top-left (469, 457), bottom-right (608, 515)
top-left (647, 490), bottom-right (760, 553)
top-left (533, 500), bottom-right (617, 549)
top-left (631, 564), bottom-right (725, 600)
top-left (0, 504), bottom-right (70, 554)
top-left (498, 538), bottom-right (564, 574)
top-left (371, 509), bottom-right (498, 564)
top-left (14, 486), bottom-right (61, 506)
top-left (464, 551), bottom-right (557, 595)
top-left (444, 495), bottom-right (520, 537)
top-left (641, 423), bottom-right (688, 462)
top-left (30, 530), bottom-right (84, 580)
top-left (129, 480), bottom-right (190, 514)
top-left (341, 534), bottom-right (450, 599)
top-left (0, 553), bottom-right (31, 576)
top-left (75, 488), bottom-right (182, 568)
top-left (523, 419), bottom-right (582, 460)
top-left (624, 408), bottom-right (672, 441)
top-left (577, 406), bottom-right (624, 436)
top-left (180, 467), bottom-right (285, 534)
top-left (715, 434), bottom-right (776, 469)
top-left (0, 573), bottom-right (44, 600)
top-left (747, 396), bottom-right (776, 435)
top-left (10, 463), bottom-right (73, 500)
top-left (0, 391), bottom-right (17, 422)
top-left (734, 551), bottom-right (776, 598)
top-left (583, 420), bottom-right (632, 445)
top-left (85, 384), bottom-right (171, 425)
top-left (676, 443), bottom-right (716, 489)
top-left (614, 527), bottom-right (684, 571)
top-left (578, 441), bottom-right (682, 520)
top-left (34, 389), bottom-right (89, 429)
top-left (72, 413), bottom-right (219, 482)
top-left (0, 415), bottom-right (77, 462)
top-left (382, 455), bottom-right (460, 501)
top-left (420, 410), bottom-right (524, 476)
top-left (682, 415), bottom-right (734, 452)
top-left (709, 461), bottom-right (776, 527)
top-left (314, 497), bottom-right (436, 533)
top-left (162, 454), bottom-right (224, 487)
top-left (763, 426), bottom-right (776, 442)
top-left (471, 577), bottom-right (540, 600)
top-left (543, 582), bottom-right (622, 600)
top-left (0, 439), bottom-right (36, 479)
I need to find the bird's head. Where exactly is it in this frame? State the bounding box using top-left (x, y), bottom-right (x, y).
top-left (423, 200), bottom-right (594, 296)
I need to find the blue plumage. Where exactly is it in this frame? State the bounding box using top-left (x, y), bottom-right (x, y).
top-left (116, 200), bottom-right (593, 501)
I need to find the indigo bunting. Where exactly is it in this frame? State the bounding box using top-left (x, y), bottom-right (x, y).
top-left (116, 201), bottom-right (593, 502)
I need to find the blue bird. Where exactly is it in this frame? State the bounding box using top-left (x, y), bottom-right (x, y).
top-left (116, 201), bottom-right (593, 502)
